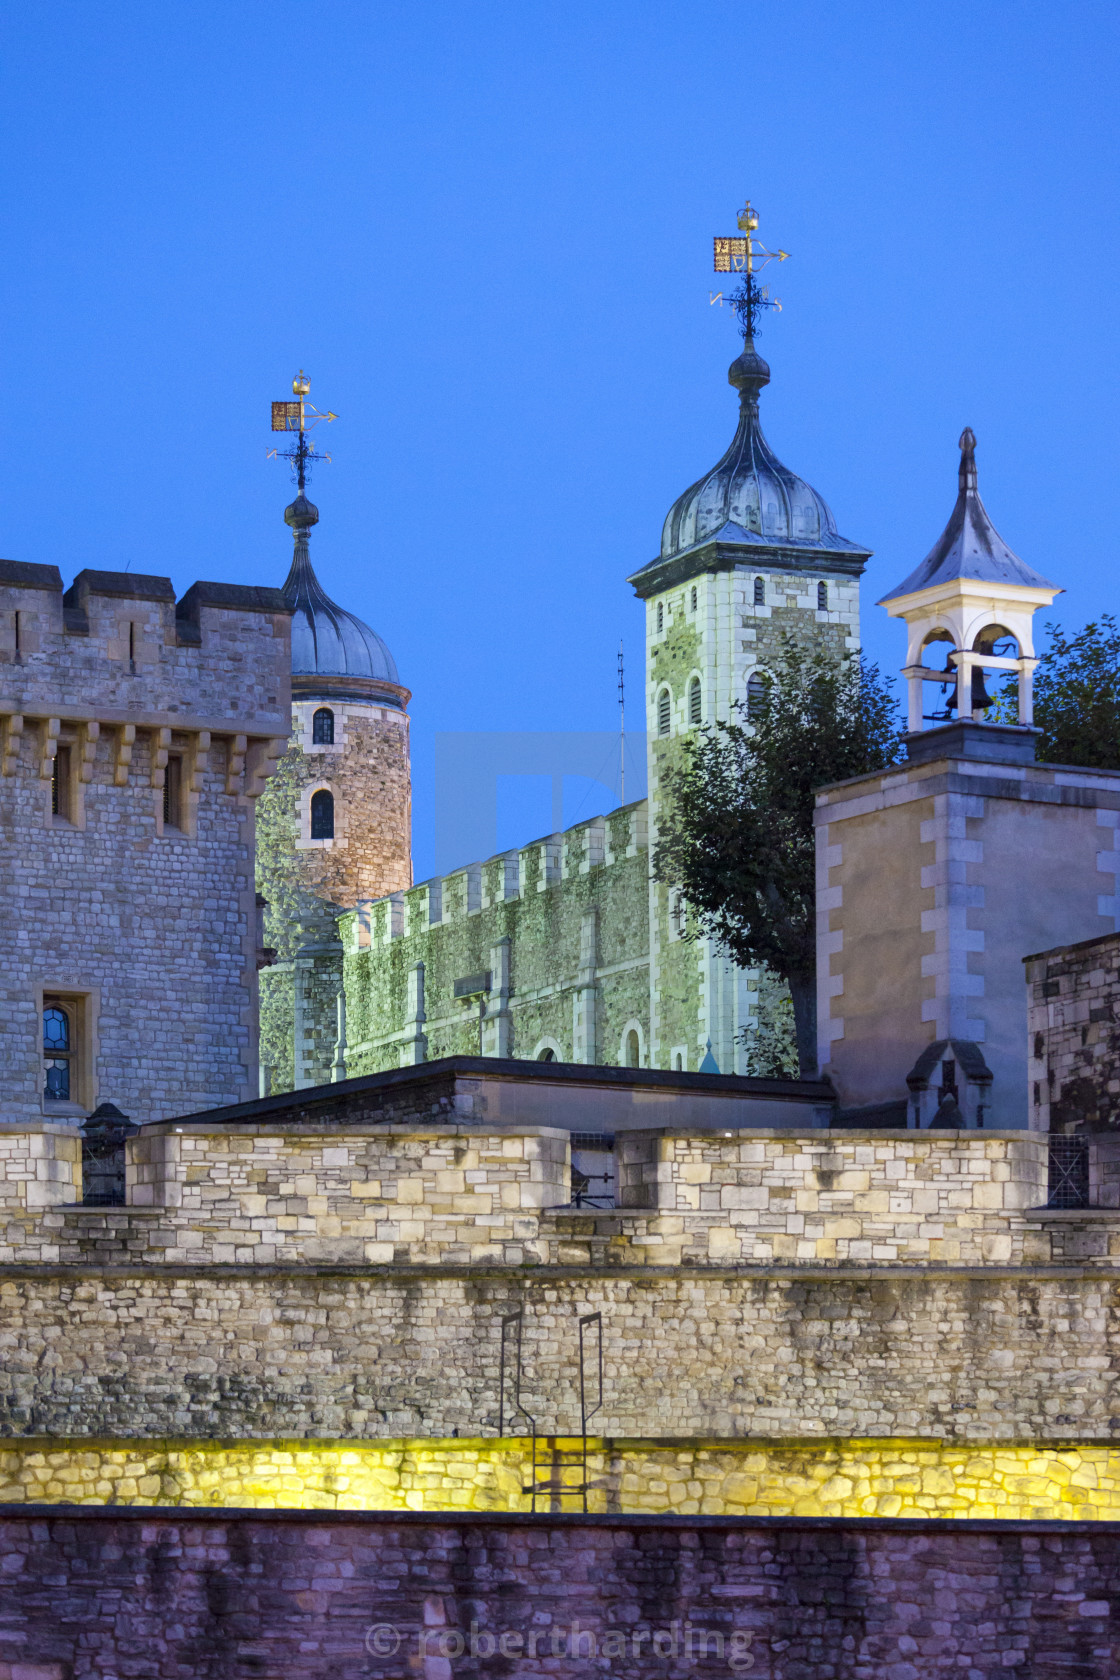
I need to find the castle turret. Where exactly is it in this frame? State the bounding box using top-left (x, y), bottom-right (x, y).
top-left (257, 422), bottom-right (411, 1093)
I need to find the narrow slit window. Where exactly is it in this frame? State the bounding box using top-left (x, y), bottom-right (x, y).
top-left (624, 1029), bottom-right (640, 1068)
top-left (753, 576), bottom-right (765, 606)
top-left (163, 755), bottom-right (183, 830)
top-left (312, 707), bottom-right (335, 745)
top-left (817, 582), bottom-right (828, 611)
top-left (52, 745), bottom-right (72, 822)
top-left (688, 677), bottom-right (702, 726)
top-left (656, 602), bottom-right (664, 633)
top-left (690, 586), bottom-right (697, 612)
top-left (311, 788), bottom-right (335, 839)
top-left (657, 689), bottom-right (671, 737)
top-left (747, 671), bottom-right (768, 720)
top-left (43, 1003), bottom-right (72, 1101)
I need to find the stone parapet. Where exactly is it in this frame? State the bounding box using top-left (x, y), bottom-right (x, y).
top-left (0, 1125), bottom-right (81, 1211)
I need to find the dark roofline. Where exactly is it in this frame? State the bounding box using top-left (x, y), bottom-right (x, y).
top-left (159, 1054), bottom-right (836, 1129)
top-left (0, 559), bottom-right (64, 592)
top-left (628, 540), bottom-right (870, 599)
top-left (64, 569), bottom-right (176, 605)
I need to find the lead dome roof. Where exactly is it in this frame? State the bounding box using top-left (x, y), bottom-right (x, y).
top-left (281, 494), bottom-right (401, 687)
top-left (659, 343), bottom-right (869, 564)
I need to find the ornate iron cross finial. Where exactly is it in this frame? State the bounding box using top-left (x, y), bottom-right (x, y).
top-left (267, 370), bottom-right (338, 491)
top-left (711, 199), bottom-right (789, 339)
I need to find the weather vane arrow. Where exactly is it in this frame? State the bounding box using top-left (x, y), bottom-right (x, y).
top-left (266, 369), bottom-right (337, 492)
top-left (709, 199), bottom-right (789, 339)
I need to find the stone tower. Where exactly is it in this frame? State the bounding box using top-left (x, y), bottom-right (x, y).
top-left (627, 315), bottom-right (869, 1074)
top-left (0, 559), bottom-right (291, 1124)
top-left (257, 488), bottom-right (411, 1092)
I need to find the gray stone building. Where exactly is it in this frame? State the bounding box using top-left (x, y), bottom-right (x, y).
top-left (0, 559), bottom-right (291, 1126)
top-left (330, 324), bottom-right (867, 1080)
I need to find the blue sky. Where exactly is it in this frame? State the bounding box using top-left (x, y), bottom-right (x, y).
top-left (2, 2), bottom-right (1118, 877)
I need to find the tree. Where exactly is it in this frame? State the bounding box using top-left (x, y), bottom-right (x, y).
top-left (1009, 616), bottom-right (1120, 769)
top-left (653, 637), bottom-right (905, 1076)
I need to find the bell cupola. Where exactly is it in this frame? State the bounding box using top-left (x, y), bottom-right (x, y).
top-left (880, 428), bottom-right (1060, 755)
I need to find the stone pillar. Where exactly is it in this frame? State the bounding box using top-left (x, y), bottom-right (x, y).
top-left (293, 954), bottom-right (313, 1090)
top-left (400, 962), bottom-right (428, 1066)
top-left (572, 910), bottom-right (598, 1064)
top-left (482, 939), bottom-right (512, 1059)
top-left (331, 992), bottom-right (347, 1082)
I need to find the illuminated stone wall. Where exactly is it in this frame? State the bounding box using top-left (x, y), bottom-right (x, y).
top-left (2, 1436), bottom-right (1119, 1520)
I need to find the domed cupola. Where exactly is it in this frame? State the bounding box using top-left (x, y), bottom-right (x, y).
top-left (629, 298), bottom-right (870, 597)
top-left (280, 493), bottom-right (409, 710)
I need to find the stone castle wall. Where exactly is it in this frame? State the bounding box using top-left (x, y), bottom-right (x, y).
top-left (0, 563), bottom-right (291, 1124)
top-left (341, 803), bottom-right (651, 1074)
top-left (0, 1508), bottom-right (1114, 1679)
top-left (1026, 930), bottom-right (1120, 1134)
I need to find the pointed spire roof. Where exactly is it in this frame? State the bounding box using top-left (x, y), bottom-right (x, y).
top-left (880, 429), bottom-right (1056, 603)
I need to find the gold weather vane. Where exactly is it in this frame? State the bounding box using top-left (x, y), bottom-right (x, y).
top-left (710, 199), bottom-right (789, 337)
top-left (267, 370), bottom-right (338, 492)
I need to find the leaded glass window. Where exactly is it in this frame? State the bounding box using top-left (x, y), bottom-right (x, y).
top-left (310, 788), bottom-right (334, 840)
top-left (43, 1004), bottom-right (71, 1101)
top-left (312, 707), bottom-right (335, 745)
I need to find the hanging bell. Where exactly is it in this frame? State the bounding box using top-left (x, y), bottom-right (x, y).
top-left (970, 666), bottom-right (994, 711)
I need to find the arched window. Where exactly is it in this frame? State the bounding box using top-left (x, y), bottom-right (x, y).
top-left (753, 576), bottom-right (765, 606)
top-left (538, 1046), bottom-right (556, 1062)
top-left (688, 676), bottom-right (702, 726)
top-left (690, 586), bottom-right (697, 613)
top-left (747, 671), bottom-right (768, 720)
top-left (657, 689), bottom-right (671, 737)
top-left (43, 1005), bottom-right (72, 1101)
top-left (312, 707), bottom-right (334, 745)
top-left (817, 582), bottom-right (828, 611)
top-left (673, 1051), bottom-right (684, 1071)
top-left (310, 789), bottom-right (335, 840)
top-left (656, 602), bottom-right (664, 633)
top-left (624, 1029), bottom-right (640, 1068)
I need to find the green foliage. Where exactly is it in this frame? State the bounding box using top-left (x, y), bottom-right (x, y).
top-left (999, 616), bottom-right (1120, 769)
top-left (653, 635), bottom-right (905, 1073)
top-left (741, 974), bottom-right (799, 1078)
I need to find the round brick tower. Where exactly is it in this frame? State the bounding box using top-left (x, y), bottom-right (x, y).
top-left (257, 488), bottom-right (411, 1092)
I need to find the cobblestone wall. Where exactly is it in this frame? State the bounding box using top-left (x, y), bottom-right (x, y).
top-left (0, 1507), bottom-right (1114, 1678)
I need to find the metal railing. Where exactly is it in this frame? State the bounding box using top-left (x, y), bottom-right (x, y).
top-left (498, 1308), bottom-right (603, 1513)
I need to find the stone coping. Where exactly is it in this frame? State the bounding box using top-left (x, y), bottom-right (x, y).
top-left (0, 1501), bottom-right (1116, 1532)
top-left (1022, 1207), bottom-right (1120, 1221)
top-left (0, 1259), bottom-right (1115, 1281)
top-left (139, 1119), bottom-right (574, 1139)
